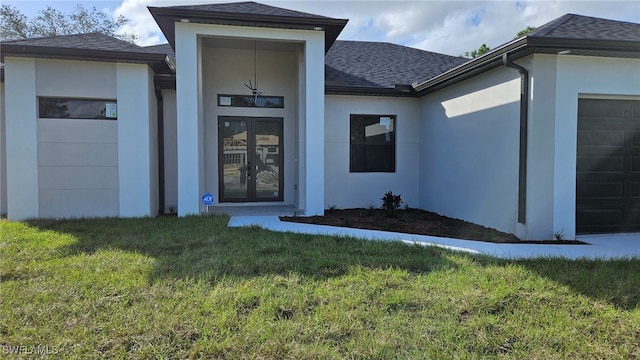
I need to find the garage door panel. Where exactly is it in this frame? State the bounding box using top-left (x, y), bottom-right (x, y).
top-left (577, 130), bottom-right (625, 147)
top-left (631, 208), bottom-right (640, 225)
top-left (633, 131), bottom-right (640, 146)
top-left (577, 180), bottom-right (624, 199)
top-left (578, 99), bottom-right (628, 118)
top-left (576, 98), bottom-right (640, 234)
top-left (38, 166), bottom-right (118, 190)
top-left (632, 156), bottom-right (640, 173)
top-left (632, 181), bottom-right (640, 197)
top-left (38, 142), bottom-right (118, 167)
top-left (577, 155), bottom-right (624, 172)
top-left (39, 189), bottom-right (119, 218)
top-left (576, 208), bottom-right (623, 226)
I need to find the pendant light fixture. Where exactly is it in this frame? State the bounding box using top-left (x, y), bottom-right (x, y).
top-left (244, 40), bottom-right (264, 105)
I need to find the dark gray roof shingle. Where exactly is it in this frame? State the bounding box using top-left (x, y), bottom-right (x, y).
top-left (325, 41), bottom-right (467, 88)
top-left (144, 43), bottom-right (176, 66)
top-left (529, 13), bottom-right (640, 41)
top-left (2, 32), bottom-right (155, 54)
top-left (163, 1), bottom-right (330, 19)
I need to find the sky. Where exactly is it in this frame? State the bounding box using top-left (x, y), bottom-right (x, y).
top-left (4, 0), bottom-right (640, 56)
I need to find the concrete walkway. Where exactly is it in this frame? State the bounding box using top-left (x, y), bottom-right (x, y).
top-left (228, 215), bottom-right (640, 260)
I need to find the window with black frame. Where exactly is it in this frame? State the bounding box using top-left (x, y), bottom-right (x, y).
top-left (38, 97), bottom-right (117, 120)
top-left (350, 114), bottom-right (396, 172)
top-left (217, 94), bottom-right (284, 108)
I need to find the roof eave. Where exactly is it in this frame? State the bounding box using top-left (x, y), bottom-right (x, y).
top-left (148, 6), bottom-right (347, 53)
top-left (413, 37), bottom-right (528, 95)
top-left (527, 36), bottom-right (640, 52)
top-left (413, 36), bottom-right (640, 96)
top-left (325, 84), bottom-right (415, 97)
top-left (1, 43), bottom-right (173, 73)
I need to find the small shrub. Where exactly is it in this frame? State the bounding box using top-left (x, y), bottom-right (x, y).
top-left (554, 229), bottom-right (566, 241)
top-left (433, 222), bottom-right (445, 236)
top-left (381, 191), bottom-right (403, 217)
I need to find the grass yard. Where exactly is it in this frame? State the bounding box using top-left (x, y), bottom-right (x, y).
top-left (1, 216), bottom-right (639, 359)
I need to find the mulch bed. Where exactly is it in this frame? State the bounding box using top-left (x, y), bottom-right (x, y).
top-left (280, 208), bottom-right (586, 244)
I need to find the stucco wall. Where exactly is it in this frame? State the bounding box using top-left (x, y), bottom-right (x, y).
top-left (325, 95), bottom-right (420, 209)
top-left (419, 66), bottom-right (521, 235)
top-left (5, 58), bottom-right (40, 220)
top-left (116, 63), bottom-right (157, 217)
top-left (35, 59), bottom-right (119, 218)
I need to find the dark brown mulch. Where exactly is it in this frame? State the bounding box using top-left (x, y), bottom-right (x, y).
top-left (280, 208), bottom-right (586, 244)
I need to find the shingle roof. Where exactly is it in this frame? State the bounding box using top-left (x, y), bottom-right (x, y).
top-left (325, 41), bottom-right (467, 88)
top-left (148, 1), bottom-right (347, 52)
top-left (163, 1), bottom-right (331, 19)
top-left (2, 32), bottom-right (155, 54)
top-left (528, 13), bottom-right (640, 41)
top-left (1, 32), bottom-right (171, 73)
top-left (413, 13), bottom-right (640, 95)
top-left (144, 43), bottom-right (176, 67)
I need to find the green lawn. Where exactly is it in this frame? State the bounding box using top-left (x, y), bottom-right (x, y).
top-left (1, 216), bottom-right (639, 359)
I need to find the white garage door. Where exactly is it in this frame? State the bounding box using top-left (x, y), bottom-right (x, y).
top-left (37, 119), bottom-right (119, 218)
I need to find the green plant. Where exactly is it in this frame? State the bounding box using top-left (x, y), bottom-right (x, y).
top-left (166, 205), bottom-right (177, 214)
top-left (433, 222), bottom-right (445, 236)
top-left (361, 204), bottom-right (376, 217)
top-left (328, 204), bottom-right (337, 211)
top-left (484, 230), bottom-right (496, 242)
top-left (554, 229), bottom-right (566, 241)
top-left (381, 191), bottom-right (403, 217)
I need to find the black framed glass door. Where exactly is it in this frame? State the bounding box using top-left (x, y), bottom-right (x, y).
top-left (219, 116), bottom-right (283, 202)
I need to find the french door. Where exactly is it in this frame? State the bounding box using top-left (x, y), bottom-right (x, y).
top-left (218, 116), bottom-right (284, 202)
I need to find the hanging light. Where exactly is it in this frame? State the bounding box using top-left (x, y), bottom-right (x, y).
top-left (244, 40), bottom-right (264, 106)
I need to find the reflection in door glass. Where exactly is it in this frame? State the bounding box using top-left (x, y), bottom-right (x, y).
top-left (222, 120), bottom-right (248, 199)
top-left (255, 121), bottom-right (281, 199)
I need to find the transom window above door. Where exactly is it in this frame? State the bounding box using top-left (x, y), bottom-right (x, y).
top-left (350, 114), bottom-right (396, 173)
top-left (217, 94), bottom-right (284, 108)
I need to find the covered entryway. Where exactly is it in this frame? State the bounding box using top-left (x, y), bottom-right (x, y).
top-left (219, 116), bottom-right (283, 202)
top-left (576, 98), bottom-right (640, 234)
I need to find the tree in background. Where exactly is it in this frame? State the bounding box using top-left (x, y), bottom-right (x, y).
top-left (0, 4), bottom-right (137, 43)
top-left (462, 43), bottom-right (491, 59)
top-left (515, 26), bottom-right (537, 39)
top-left (461, 27), bottom-right (537, 59)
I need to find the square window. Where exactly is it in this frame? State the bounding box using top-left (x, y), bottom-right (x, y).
top-left (350, 114), bottom-right (396, 172)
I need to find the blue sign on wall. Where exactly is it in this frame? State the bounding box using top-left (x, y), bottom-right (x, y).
top-left (202, 193), bottom-right (214, 206)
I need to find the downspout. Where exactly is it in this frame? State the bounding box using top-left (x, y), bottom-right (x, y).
top-left (155, 86), bottom-right (166, 214)
top-left (502, 53), bottom-right (528, 224)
